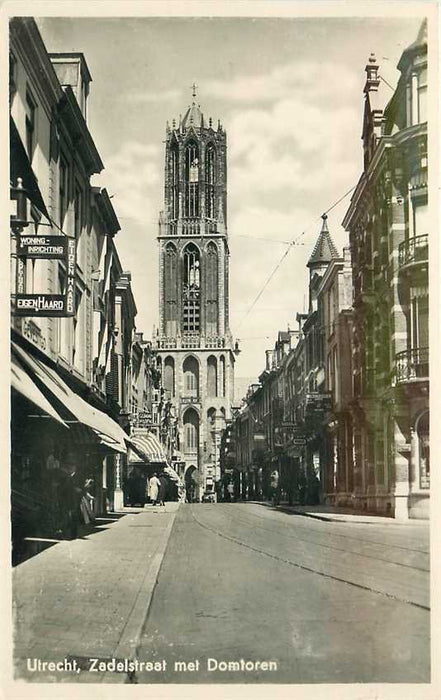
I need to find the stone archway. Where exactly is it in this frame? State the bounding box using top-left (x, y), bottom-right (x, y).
top-left (416, 410), bottom-right (429, 490)
top-left (185, 464), bottom-right (199, 503)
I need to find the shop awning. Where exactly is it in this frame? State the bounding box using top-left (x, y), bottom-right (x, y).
top-left (128, 432), bottom-right (167, 463)
top-left (11, 355), bottom-right (68, 427)
top-left (163, 464), bottom-right (182, 485)
top-left (12, 343), bottom-right (128, 453)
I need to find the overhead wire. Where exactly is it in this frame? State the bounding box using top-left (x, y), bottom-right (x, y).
top-left (236, 184), bottom-right (356, 332)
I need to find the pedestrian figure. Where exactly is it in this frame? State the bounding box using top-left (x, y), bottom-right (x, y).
top-left (227, 481), bottom-right (234, 502)
top-left (81, 478), bottom-right (95, 523)
top-left (270, 470), bottom-right (280, 506)
top-left (58, 455), bottom-right (83, 539)
top-left (148, 472), bottom-right (161, 506)
top-left (157, 471), bottom-right (168, 507)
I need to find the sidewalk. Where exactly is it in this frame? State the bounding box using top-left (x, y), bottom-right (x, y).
top-left (13, 503), bottom-right (179, 683)
top-left (277, 503), bottom-right (428, 525)
top-left (248, 501), bottom-right (428, 525)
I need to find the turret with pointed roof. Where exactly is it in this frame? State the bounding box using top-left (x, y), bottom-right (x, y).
top-left (307, 214), bottom-right (340, 314)
top-left (307, 214), bottom-right (339, 273)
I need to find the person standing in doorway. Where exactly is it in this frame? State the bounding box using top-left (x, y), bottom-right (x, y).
top-left (157, 471), bottom-right (168, 507)
top-left (58, 454), bottom-right (83, 539)
top-left (148, 472), bottom-right (160, 506)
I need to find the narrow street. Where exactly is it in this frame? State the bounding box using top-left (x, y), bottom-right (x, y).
top-left (136, 503), bottom-right (430, 684)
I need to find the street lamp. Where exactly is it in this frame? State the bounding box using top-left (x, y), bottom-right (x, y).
top-left (10, 178), bottom-right (28, 232)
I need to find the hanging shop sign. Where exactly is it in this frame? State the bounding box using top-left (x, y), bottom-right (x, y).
top-left (15, 294), bottom-right (69, 315)
top-left (305, 393), bottom-right (332, 413)
top-left (14, 237), bottom-right (76, 317)
top-left (18, 235), bottom-right (68, 258)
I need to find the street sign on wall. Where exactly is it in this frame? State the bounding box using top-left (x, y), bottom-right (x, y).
top-left (18, 235), bottom-right (68, 258)
top-left (14, 236), bottom-right (76, 317)
top-left (15, 294), bottom-right (70, 316)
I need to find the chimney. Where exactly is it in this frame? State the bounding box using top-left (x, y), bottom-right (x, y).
top-left (49, 53), bottom-right (92, 122)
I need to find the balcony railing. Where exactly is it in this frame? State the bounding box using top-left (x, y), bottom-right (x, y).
top-left (395, 347), bottom-right (429, 384)
top-left (398, 235), bottom-right (428, 269)
top-left (155, 335), bottom-right (228, 350)
top-left (158, 217), bottom-right (220, 237)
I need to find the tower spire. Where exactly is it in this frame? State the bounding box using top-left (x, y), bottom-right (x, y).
top-left (307, 214), bottom-right (339, 269)
top-left (191, 82), bottom-right (198, 101)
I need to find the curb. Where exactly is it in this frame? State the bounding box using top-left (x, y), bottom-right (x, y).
top-left (101, 505), bottom-right (178, 684)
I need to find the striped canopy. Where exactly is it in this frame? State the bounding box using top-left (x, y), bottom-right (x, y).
top-left (128, 431), bottom-right (167, 464)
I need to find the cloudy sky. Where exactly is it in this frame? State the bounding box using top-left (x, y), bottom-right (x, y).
top-left (36, 12), bottom-right (422, 388)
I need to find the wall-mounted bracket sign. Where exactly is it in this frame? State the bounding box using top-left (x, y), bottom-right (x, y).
top-left (18, 235), bottom-right (68, 258)
top-left (14, 236), bottom-right (76, 317)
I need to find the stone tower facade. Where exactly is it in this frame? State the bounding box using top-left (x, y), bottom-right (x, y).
top-left (155, 92), bottom-right (236, 498)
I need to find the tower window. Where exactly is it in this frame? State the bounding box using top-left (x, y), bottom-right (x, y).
top-left (164, 242), bottom-right (178, 336)
top-left (205, 144), bottom-right (216, 218)
top-left (183, 407), bottom-right (199, 452)
top-left (205, 241), bottom-right (218, 336)
top-left (163, 356), bottom-right (175, 398)
top-left (171, 146), bottom-right (179, 219)
top-left (207, 356), bottom-right (218, 397)
top-left (185, 141), bottom-right (199, 217)
top-left (183, 243), bottom-right (200, 332)
top-left (183, 356), bottom-right (199, 397)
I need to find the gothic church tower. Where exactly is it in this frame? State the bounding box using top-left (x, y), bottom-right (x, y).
top-left (156, 88), bottom-right (236, 496)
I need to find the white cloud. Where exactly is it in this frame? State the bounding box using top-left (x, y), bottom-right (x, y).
top-left (122, 89), bottom-right (181, 104)
top-left (206, 60), bottom-right (358, 104)
top-left (93, 140), bottom-right (161, 221)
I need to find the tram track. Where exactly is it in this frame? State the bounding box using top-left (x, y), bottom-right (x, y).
top-left (210, 505), bottom-right (430, 573)
top-left (229, 503), bottom-right (429, 554)
top-left (189, 505), bottom-right (430, 612)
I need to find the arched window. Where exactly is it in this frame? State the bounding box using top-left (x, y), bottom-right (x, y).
top-left (183, 243), bottom-right (200, 332)
top-left (207, 407), bottom-right (217, 458)
top-left (205, 242), bottom-right (218, 336)
top-left (163, 356), bottom-right (175, 398)
top-left (183, 355), bottom-right (199, 397)
top-left (171, 145), bottom-right (179, 219)
top-left (219, 355), bottom-right (226, 397)
top-left (185, 141), bottom-right (199, 217)
top-left (205, 144), bottom-right (216, 219)
top-left (183, 408), bottom-right (199, 452)
top-left (207, 356), bottom-right (218, 397)
top-left (164, 242), bottom-right (178, 336)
